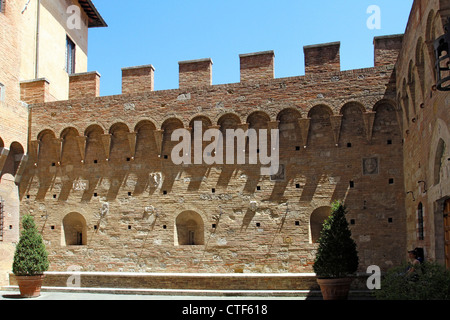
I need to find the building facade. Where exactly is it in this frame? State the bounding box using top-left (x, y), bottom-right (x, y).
top-left (0, 0), bottom-right (449, 283)
top-left (396, 0), bottom-right (450, 267)
top-left (0, 0), bottom-right (105, 285)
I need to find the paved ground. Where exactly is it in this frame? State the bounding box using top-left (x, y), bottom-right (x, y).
top-left (0, 290), bottom-right (313, 300)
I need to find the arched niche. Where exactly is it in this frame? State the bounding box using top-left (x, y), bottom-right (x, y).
top-left (174, 211), bottom-right (204, 246)
top-left (309, 206), bottom-right (331, 244)
top-left (62, 212), bottom-right (88, 246)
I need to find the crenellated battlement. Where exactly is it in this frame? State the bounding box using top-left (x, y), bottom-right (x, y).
top-left (179, 58), bottom-right (213, 89)
top-left (373, 34), bottom-right (403, 67)
top-left (122, 64), bottom-right (155, 95)
top-left (239, 50), bottom-right (275, 82)
top-left (69, 71), bottom-right (101, 100)
top-left (19, 35), bottom-right (404, 104)
top-left (304, 42), bottom-right (341, 74)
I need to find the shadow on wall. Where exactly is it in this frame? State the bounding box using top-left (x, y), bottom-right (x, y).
top-left (18, 101), bottom-right (401, 208)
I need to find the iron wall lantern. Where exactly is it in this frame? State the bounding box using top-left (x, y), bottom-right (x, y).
top-left (434, 18), bottom-right (450, 91)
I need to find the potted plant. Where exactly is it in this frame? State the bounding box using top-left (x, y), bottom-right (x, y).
top-left (313, 201), bottom-right (359, 300)
top-left (12, 214), bottom-right (49, 298)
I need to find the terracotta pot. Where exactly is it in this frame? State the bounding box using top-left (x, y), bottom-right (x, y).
top-left (316, 278), bottom-right (353, 300)
top-left (16, 275), bottom-right (45, 298)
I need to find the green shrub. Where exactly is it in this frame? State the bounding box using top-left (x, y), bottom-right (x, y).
top-left (375, 261), bottom-right (450, 300)
top-left (313, 201), bottom-right (359, 278)
top-left (12, 215), bottom-right (49, 276)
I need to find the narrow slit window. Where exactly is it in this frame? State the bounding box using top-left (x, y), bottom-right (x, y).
top-left (417, 203), bottom-right (424, 241)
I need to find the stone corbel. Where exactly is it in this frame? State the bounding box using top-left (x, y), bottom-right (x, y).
top-left (75, 136), bottom-right (87, 164)
top-left (363, 111), bottom-right (376, 143)
top-left (127, 132), bottom-right (137, 160)
top-left (101, 134), bottom-right (112, 161)
top-left (0, 148), bottom-right (10, 173)
top-left (14, 154), bottom-right (29, 184)
top-left (297, 118), bottom-right (311, 148)
top-left (267, 120), bottom-right (280, 130)
top-left (330, 115), bottom-right (343, 147)
top-left (29, 140), bottom-right (40, 166)
top-left (54, 137), bottom-right (64, 166)
top-left (153, 130), bottom-right (164, 158)
top-left (206, 125), bottom-right (221, 145)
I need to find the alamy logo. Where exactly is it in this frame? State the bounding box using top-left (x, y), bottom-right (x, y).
top-left (66, 265), bottom-right (81, 288)
top-left (366, 265), bottom-right (381, 290)
top-left (367, 5), bottom-right (381, 30)
top-left (171, 121), bottom-right (280, 176)
top-left (67, 5), bottom-right (81, 30)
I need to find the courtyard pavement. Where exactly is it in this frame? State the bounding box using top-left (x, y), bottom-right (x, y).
top-left (0, 290), bottom-right (313, 300)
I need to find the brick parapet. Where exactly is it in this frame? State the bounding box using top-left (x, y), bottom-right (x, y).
top-left (28, 63), bottom-right (397, 140)
top-left (179, 58), bottom-right (213, 89)
top-left (122, 65), bottom-right (155, 94)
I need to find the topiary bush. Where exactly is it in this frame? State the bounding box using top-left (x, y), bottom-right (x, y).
top-left (313, 201), bottom-right (359, 278)
top-left (375, 261), bottom-right (450, 300)
top-left (12, 215), bottom-right (49, 276)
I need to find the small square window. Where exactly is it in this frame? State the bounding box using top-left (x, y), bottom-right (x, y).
top-left (347, 143), bottom-right (352, 148)
top-left (350, 219), bottom-right (356, 225)
top-left (295, 183), bottom-right (301, 189)
top-left (163, 155), bottom-right (168, 159)
top-left (388, 218), bottom-right (393, 223)
top-left (389, 178), bottom-right (394, 185)
top-left (387, 140), bottom-right (393, 145)
top-left (295, 146), bottom-right (301, 151)
top-left (211, 188), bottom-right (215, 194)
top-left (93, 193), bottom-right (98, 197)
top-left (349, 181), bottom-right (355, 188)
top-left (212, 224), bottom-right (217, 229)
top-left (94, 159), bottom-right (98, 164)
top-left (51, 226), bottom-right (55, 230)
top-left (295, 221), bottom-right (300, 226)
top-left (163, 190), bottom-right (167, 195)
top-left (256, 222), bottom-right (261, 227)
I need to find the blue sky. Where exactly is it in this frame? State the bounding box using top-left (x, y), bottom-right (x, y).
top-left (88, 0), bottom-right (414, 96)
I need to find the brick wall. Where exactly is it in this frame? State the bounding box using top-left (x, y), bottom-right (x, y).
top-left (18, 44), bottom-right (408, 274)
top-left (395, 0), bottom-right (450, 264)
